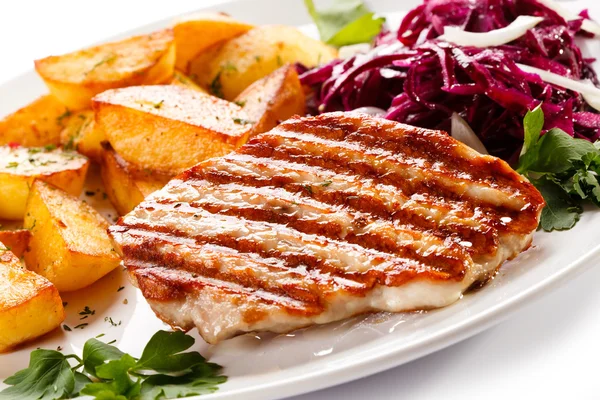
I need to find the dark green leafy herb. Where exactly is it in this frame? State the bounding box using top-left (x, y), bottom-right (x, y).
top-left (518, 105), bottom-right (600, 231)
top-left (56, 110), bottom-right (72, 126)
top-left (209, 72), bottom-right (224, 98)
top-left (0, 350), bottom-right (77, 400)
top-left (105, 317), bottom-right (122, 327)
top-left (153, 100), bottom-right (164, 109)
top-left (304, 0), bottom-right (385, 47)
top-left (234, 100), bottom-right (246, 107)
top-left (0, 331), bottom-right (227, 399)
top-left (79, 306), bottom-right (95, 317)
top-left (5, 162), bottom-right (18, 169)
top-left (232, 118), bottom-right (254, 125)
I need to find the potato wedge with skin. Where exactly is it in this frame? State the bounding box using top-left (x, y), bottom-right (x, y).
top-left (100, 144), bottom-right (169, 215)
top-left (173, 12), bottom-right (253, 72)
top-left (0, 245), bottom-right (65, 352)
top-left (23, 181), bottom-right (120, 292)
top-left (189, 25), bottom-right (337, 100)
top-left (170, 70), bottom-right (206, 93)
top-left (93, 85), bottom-right (251, 175)
top-left (0, 95), bottom-right (70, 147)
top-left (0, 145), bottom-right (89, 220)
top-left (59, 110), bottom-right (93, 149)
top-left (35, 29), bottom-right (175, 110)
top-left (235, 65), bottom-right (305, 136)
top-left (0, 229), bottom-right (31, 258)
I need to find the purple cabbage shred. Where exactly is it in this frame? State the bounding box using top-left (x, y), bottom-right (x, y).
top-left (299, 0), bottom-right (600, 160)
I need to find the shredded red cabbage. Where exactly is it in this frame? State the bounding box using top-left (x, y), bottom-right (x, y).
top-left (299, 0), bottom-right (600, 160)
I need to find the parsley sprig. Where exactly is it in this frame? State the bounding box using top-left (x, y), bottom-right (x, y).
top-left (0, 330), bottom-right (226, 400)
top-left (518, 105), bottom-right (600, 231)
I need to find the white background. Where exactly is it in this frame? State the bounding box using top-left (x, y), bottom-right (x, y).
top-left (0, 1), bottom-right (598, 399)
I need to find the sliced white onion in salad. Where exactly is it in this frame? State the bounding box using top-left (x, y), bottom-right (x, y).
top-left (350, 107), bottom-right (387, 117)
top-left (338, 43), bottom-right (373, 59)
top-left (536, 0), bottom-right (600, 36)
top-left (450, 113), bottom-right (489, 154)
top-left (516, 63), bottom-right (600, 112)
top-left (438, 15), bottom-right (544, 48)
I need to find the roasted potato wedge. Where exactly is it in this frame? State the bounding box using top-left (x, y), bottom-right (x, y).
top-left (23, 181), bottom-right (120, 292)
top-left (0, 229), bottom-right (31, 258)
top-left (0, 245), bottom-right (64, 352)
top-left (235, 64), bottom-right (305, 136)
top-left (100, 144), bottom-right (169, 215)
top-left (0, 145), bottom-right (89, 220)
top-left (93, 85), bottom-right (251, 174)
top-left (0, 95), bottom-right (70, 147)
top-left (173, 12), bottom-right (253, 72)
top-left (76, 118), bottom-right (104, 163)
top-left (59, 110), bottom-right (93, 149)
top-left (35, 29), bottom-right (176, 110)
top-left (189, 25), bottom-right (337, 100)
top-left (170, 70), bottom-right (206, 93)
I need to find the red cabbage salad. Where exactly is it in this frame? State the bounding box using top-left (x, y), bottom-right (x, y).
top-left (303, 0), bottom-right (600, 231)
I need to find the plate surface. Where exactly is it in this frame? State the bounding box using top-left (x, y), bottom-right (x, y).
top-left (1, 1), bottom-right (600, 399)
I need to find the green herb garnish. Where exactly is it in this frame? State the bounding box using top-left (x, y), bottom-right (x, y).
top-left (209, 72), bottom-right (224, 99)
top-left (105, 317), bottom-right (121, 327)
top-left (518, 105), bottom-right (600, 231)
top-left (56, 110), bottom-right (72, 126)
top-left (304, 0), bottom-right (385, 47)
top-left (232, 118), bottom-right (254, 125)
top-left (0, 330), bottom-right (226, 400)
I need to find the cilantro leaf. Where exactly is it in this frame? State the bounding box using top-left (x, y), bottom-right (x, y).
top-left (304, 0), bottom-right (385, 47)
top-left (139, 364), bottom-right (227, 400)
top-left (133, 330), bottom-right (206, 375)
top-left (83, 338), bottom-right (126, 377)
top-left (534, 177), bottom-right (582, 231)
top-left (0, 350), bottom-right (74, 400)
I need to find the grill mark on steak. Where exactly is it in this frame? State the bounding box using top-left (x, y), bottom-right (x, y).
top-left (120, 206), bottom-right (467, 282)
top-left (188, 155), bottom-right (501, 256)
top-left (150, 179), bottom-right (471, 272)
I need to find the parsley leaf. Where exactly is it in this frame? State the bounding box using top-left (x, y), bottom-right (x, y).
top-left (133, 331), bottom-right (206, 375)
top-left (81, 354), bottom-right (140, 398)
top-left (82, 338), bottom-right (125, 377)
top-left (140, 364), bottom-right (226, 400)
top-left (2, 331), bottom-right (226, 400)
top-left (0, 349), bottom-right (74, 400)
top-left (304, 0), bottom-right (385, 47)
top-left (534, 177), bottom-right (582, 231)
top-left (517, 106), bottom-right (600, 231)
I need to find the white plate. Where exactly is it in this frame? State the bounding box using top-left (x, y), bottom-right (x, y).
top-left (2, 1), bottom-right (600, 399)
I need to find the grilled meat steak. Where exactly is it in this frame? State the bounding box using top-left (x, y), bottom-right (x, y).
top-left (109, 112), bottom-right (545, 343)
